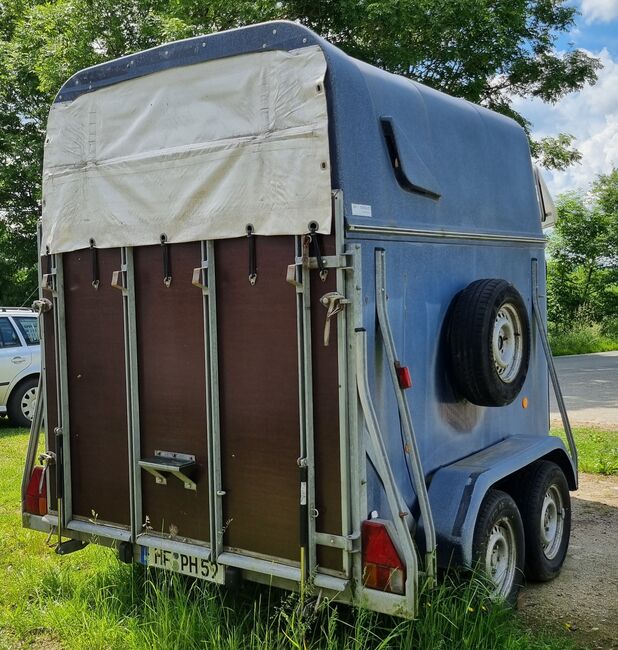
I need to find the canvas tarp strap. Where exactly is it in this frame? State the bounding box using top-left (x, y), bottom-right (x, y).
top-left (42, 45), bottom-right (331, 254)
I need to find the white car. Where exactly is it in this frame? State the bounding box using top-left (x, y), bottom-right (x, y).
top-left (0, 308), bottom-right (40, 427)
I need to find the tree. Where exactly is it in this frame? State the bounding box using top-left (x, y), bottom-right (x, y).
top-left (0, 0), bottom-right (602, 304)
top-left (547, 169), bottom-right (618, 332)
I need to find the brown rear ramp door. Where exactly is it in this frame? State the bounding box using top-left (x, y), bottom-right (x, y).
top-left (216, 236), bottom-right (301, 562)
top-left (63, 248), bottom-right (129, 525)
top-left (216, 234), bottom-right (343, 570)
top-left (135, 242), bottom-right (210, 542)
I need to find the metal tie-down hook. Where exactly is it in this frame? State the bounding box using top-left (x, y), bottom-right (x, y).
top-left (309, 222), bottom-right (328, 282)
top-left (89, 238), bottom-right (99, 290)
top-left (247, 224), bottom-right (257, 285)
top-left (160, 233), bottom-right (172, 288)
top-left (320, 291), bottom-right (348, 346)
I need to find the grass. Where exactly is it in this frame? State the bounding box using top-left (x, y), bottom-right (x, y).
top-left (549, 323), bottom-right (618, 356)
top-left (0, 422), bottom-right (577, 650)
top-left (552, 425), bottom-right (618, 475)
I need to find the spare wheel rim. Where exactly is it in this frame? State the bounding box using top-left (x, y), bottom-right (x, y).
top-left (492, 303), bottom-right (523, 384)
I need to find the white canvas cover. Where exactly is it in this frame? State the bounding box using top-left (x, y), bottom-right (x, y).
top-left (42, 45), bottom-right (331, 253)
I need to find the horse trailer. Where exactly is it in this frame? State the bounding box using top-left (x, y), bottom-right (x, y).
top-left (22, 21), bottom-right (577, 616)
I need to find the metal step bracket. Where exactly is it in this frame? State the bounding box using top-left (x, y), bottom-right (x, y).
top-left (138, 450), bottom-right (197, 490)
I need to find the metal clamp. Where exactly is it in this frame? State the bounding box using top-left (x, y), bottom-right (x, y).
top-left (111, 269), bottom-right (126, 291)
top-left (320, 291), bottom-right (349, 346)
top-left (192, 262), bottom-right (209, 290)
top-left (32, 298), bottom-right (53, 314)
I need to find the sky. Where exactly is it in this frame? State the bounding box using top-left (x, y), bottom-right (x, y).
top-left (511, 0), bottom-right (618, 196)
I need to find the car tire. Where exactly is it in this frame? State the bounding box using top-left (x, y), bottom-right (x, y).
top-left (472, 489), bottom-right (525, 605)
top-left (446, 279), bottom-right (530, 406)
top-left (520, 461), bottom-right (571, 582)
top-left (7, 376), bottom-right (39, 428)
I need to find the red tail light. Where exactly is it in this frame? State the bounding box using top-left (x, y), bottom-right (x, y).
top-left (25, 466), bottom-right (48, 516)
top-left (361, 520), bottom-right (405, 595)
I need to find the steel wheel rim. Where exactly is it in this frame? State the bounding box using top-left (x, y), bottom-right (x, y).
top-left (492, 303), bottom-right (523, 384)
top-left (541, 485), bottom-right (565, 560)
top-left (20, 387), bottom-right (38, 422)
top-left (485, 517), bottom-right (517, 598)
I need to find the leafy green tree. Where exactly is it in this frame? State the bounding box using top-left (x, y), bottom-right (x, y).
top-left (0, 0), bottom-right (602, 303)
top-left (547, 169), bottom-right (618, 331)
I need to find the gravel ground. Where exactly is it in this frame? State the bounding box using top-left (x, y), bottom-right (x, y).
top-left (518, 472), bottom-right (618, 649)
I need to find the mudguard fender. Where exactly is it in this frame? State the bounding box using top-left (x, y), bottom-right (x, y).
top-left (421, 435), bottom-right (576, 568)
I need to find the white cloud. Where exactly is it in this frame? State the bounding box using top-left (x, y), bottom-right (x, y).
top-left (580, 0), bottom-right (618, 23)
top-left (512, 48), bottom-right (618, 196)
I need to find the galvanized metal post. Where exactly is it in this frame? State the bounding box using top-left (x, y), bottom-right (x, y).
top-left (355, 327), bottom-right (418, 613)
top-left (204, 240), bottom-right (224, 557)
top-left (531, 258), bottom-right (578, 479)
top-left (375, 249), bottom-right (437, 584)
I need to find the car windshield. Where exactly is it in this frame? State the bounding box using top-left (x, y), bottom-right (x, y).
top-left (14, 317), bottom-right (40, 345)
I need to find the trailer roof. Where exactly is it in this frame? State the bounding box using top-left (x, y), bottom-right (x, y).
top-left (45, 21), bottom-right (543, 252)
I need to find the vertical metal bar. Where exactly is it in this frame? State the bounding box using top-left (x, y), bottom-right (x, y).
top-left (355, 328), bottom-right (418, 613)
top-left (333, 190), bottom-right (352, 576)
top-left (122, 247), bottom-right (142, 540)
top-left (22, 223), bottom-right (46, 507)
top-left (375, 249), bottom-right (437, 584)
top-left (54, 253), bottom-right (72, 525)
top-left (347, 243), bottom-right (366, 591)
top-left (531, 258), bottom-right (578, 478)
top-left (294, 233), bottom-right (317, 580)
top-left (205, 240), bottom-right (224, 557)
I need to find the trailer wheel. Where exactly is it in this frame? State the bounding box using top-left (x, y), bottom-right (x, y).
top-left (447, 279), bottom-right (530, 406)
top-left (472, 489), bottom-right (525, 605)
top-left (520, 461), bottom-right (571, 582)
top-left (7, 377), bottom-right (38, 428)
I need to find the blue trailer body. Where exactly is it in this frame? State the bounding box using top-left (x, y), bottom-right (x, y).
top-left (25, 20), bottom-right (577, 616)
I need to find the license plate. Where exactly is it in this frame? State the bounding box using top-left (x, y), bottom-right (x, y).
top-left (145, 546), bottom-right (224, 584)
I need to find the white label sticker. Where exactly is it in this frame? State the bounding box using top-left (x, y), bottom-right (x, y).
top-left (300, 482), bottom-right (307, 506)
top-left (351, 203), bottom-right (372, 217)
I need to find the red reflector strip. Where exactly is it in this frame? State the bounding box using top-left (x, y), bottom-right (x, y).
top-left (25, 466), bottom-right (48, 516)
top-left (395, 365), bottom-right (412, 390)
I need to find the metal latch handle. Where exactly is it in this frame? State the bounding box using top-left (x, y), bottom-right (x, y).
top-left (320, 291), bottom-right (349, 346)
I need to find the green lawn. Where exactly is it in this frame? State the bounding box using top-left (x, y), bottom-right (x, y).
top-left (549, 324), bottom-right (618, 356)
top-left (0, 423), bottom-right (577, 650)
top-left (551, 425), bottom-right (618, 475)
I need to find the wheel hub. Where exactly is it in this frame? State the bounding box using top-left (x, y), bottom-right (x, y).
top-left (485, 518), bottom-right (516, 598)
top-left (20, 387), bottom-right (38, 422)
top-left (492, 303), bottom-right (523, 384)
top-left (540, 486), bottom-right (565, 560)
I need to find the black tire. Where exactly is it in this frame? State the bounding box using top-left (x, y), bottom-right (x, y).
top-left (472, 489), bottom-right (525, 605)
top-left (520, 461), bottom-right (571, 582)
top-left (446, 279), bottom-right (530, 406)
top-left (7, 376), bottom-right (39, 428)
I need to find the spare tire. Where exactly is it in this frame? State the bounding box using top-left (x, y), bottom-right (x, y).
top-left (446, 279), bottom-right (530, 407)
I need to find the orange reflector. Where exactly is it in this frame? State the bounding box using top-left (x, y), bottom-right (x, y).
top-left (395, 365), bottom-right (412, 390)
top-left (25, 466), bottom-right (48, 516)
top-left (361, 520), bottom-right (405, 595)
top-left (522, 397), bottom-right (529, 409)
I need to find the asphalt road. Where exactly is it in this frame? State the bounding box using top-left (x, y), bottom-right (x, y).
top-left (550, 350), bottom-right (618, 428)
